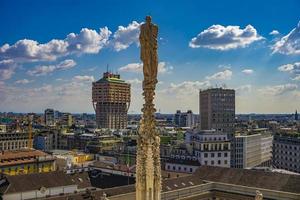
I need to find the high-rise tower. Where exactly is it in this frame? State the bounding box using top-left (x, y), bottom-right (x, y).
top-left (199, 88), bottom-right (235, 137)
top-left (92, 72), bottom-right (130, 129)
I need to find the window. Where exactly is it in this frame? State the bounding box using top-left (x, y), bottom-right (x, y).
top-left (204, 161), bottom-right (208, 165)
top-left (211, 153), bottom-right (215, 158)
top-left (218, 160), bottom-right (221, 165)
top-left (204, 153), bottom-right (208, 158)
top-left (218, 153), bottom-right (221, 157)
top-left (224, 153), bottom-right (228, 157)
top-left (224, 160), bottom-right (228, 165)
top-left (190, 168), bottom-right (193, 172)
top-left (211, 160), bottom-right (214, 165)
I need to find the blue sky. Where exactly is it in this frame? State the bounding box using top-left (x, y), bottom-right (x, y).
top-left (0, 0), bottom-right (300, 114)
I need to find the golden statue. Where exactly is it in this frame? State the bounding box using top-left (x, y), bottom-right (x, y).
top-left (140, 16), bottom-right (158, 88)
top-left (136, 16), bottom-right (161, 200)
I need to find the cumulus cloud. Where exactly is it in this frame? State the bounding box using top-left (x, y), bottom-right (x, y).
top-left (189, 24), bottom-right (263, 50)
top-left (259, 83), bottom-right (298, 96)
top-left (278, 62), bottom-right (300, 73)
top-left (272, 21), bottom-right (300, 55)
top-left (0, 59), bottom-right (17, 80)
top-left (269, 30), bottom-right (280, 35)
top-left (72, 75), bottom-right (95, 82)
top-left (162, 80), bottom-right (211, 96)
top-left (27, 59), bottom-right (76, 76)
top-left (206, 69), bottom-right (232, 80)
top-left (127, 78), bottom-right (142, 84)
top-left (278, 62), bottom-right (300, 81)
top-left (242, 69), bottom-right (254, 75)
top-left (119, 62), bottom-right (172, 74)
top-left (111, 21), bottom-right (142, 51)
top-left (292, 75), bottom-right (300, 81)
top-left (15, 79), bottom-right (33, 84)
top-left (0, 27), bottom-right (111, 62)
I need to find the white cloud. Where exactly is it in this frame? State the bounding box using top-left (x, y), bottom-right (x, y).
top-left (15, 79), bottom-right (33, 84)
top-left (269, 30), bottom-right (280, 35)
top-left (278, 62), bottom-right (300, 73)
top-left (111, 21), bottom-right (142, 51)
top-left (0, 27), bottom-right (111, 62)
top-left (119, 62), bottom-right (172, 74)
top-left (236, 84), bottom-right (252, 95)
top-left (0, 59), bottom-right (17, 80)
top-left (258, 83), bottom-right (298, 96)
top-left (66, 27), bottom-right (111, 54)
top-left (292, 75), bottom-right (300, 81)
top-left (162, 80), bottom-right (210, 96)
top-left (127, 78), bottom-right (142, 84)
top-left (27, 59), bottom-right (76, 76)
top-left (242, 69), bottom-right (254, 75)
top-left (272, 21), bottom-right (300, 55)
top-left (218, 64), bottom-right (231, 69)
top-left (206, 69), bottom-right (232, 80)
top-left (119, 62), bottom-right (142, 72)
top-left (189, 24), bottom-right (263, 50)
top-left (72, 75), bottom-right (95, 82)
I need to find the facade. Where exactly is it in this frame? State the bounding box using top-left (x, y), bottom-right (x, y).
top-left (60, 112), bottom-right (73, 127)
top-left (44, 108), bottom-right (55, 126)
top-left (199, 88), bottom-right (235, 137)
top-left (165, 158), bottom-right (200, 173)
top-left (273, 133), bottom-right (300, 173)
top-left (0, 124), bottom-right (7, 133)
top-left (92, 72), bottom-right (130, 129)
top-left (174, 110), bottom-right (195, 128)
top-left (0, 149), bottom-right (56, 175)
top-left (185, 130), bottom-right (231, 168)
top-left (0, 132), bottom-right (28, 151)
top-left (234, 130), bottom-right (273, 168)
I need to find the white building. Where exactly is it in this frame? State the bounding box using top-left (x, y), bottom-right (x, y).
top-left (273, 133), bottom-right (300, 173)
top-left (234, 129), bottom-right (273, 169)
top-left (44, 108), bottom-right (55, 126)
top-left (165, 157), bottom-right (200, 174)
top-left (185, 130), bottom-right (231, 168)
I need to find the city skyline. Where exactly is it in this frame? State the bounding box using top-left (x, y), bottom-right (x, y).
top-left (1, 0), bottom-right (300, 114)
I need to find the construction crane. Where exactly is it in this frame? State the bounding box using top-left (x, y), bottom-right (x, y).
top-left (28, 115), bottom-right (33, 149)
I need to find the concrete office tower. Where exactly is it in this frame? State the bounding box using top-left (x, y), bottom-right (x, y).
top-left (44, 108), bottom-right (55, 126)
top-left (273, 133), bottom-right (300, 173)
top-left (199, 88), bottom-right (235, 137)
top-left (174, 110), bottom-right (195, 128)
top-left (234, 130), bottom-right (273, 168)
top-left (92, 72), bottom-right (130, 129)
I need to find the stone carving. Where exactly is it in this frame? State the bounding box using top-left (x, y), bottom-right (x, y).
top-left (136, 16), bottom-right (161, 200)
top-left (255, 190), bottom-right (263, 200)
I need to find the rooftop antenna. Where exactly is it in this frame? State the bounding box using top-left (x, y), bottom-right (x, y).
top-left (106, 64), bottom-right (109, 73)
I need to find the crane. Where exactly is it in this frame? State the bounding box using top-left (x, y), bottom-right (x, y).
top-left (28, 115), bottom-right (33, 149)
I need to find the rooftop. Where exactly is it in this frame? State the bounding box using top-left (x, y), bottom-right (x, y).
top-left (0, 149), bottom-right (54, 167)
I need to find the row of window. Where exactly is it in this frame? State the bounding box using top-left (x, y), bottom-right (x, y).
top-left (166, 165), bottom-right (194, 173)
top-left (204, 159), bottom-right (228, 165)
top-left (274, 143), bottom-right (299, 150)
top-left (203, 152), bottom-right (228, 158)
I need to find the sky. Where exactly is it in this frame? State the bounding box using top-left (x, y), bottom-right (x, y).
top-left (0, 0), bottom-right (300, 114)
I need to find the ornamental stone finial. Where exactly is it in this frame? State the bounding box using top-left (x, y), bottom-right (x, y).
top-left (136, 16), bottom-right (161, 200)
